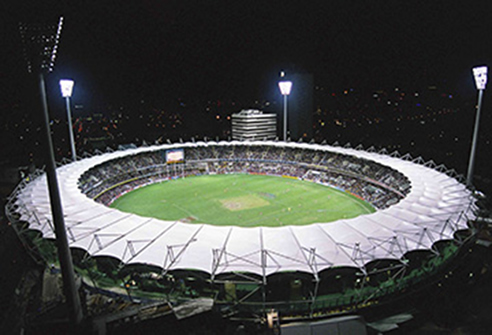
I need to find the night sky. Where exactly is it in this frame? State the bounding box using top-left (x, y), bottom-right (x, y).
top-left (1, 0), bottom-right (492, 176)
top-left (2, 1), bottom-right (491, 108)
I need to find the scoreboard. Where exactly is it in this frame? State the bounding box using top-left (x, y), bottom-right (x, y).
top-left (165, 148), bottom-right (185, 164)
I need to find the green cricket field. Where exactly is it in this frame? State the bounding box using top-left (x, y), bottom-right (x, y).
top-left (110, 174), bottom-right (375, 227)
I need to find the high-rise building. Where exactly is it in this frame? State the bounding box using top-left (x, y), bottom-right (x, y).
top-left (231, 109), bottom-right (277, 141)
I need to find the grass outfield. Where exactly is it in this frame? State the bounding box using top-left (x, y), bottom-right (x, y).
top-left (110, 174), bottom-right (375, 227)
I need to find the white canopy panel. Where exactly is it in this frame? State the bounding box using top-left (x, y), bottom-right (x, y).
top-left (13, 141), bottom-right (476, 276)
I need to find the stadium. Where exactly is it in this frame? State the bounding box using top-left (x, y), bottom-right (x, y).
top-left (4, 1), bottom-right (492, 333)
top-left (6, 140), bottom-right (482, 331)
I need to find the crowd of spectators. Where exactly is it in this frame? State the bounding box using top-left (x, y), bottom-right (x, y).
top-left (79, 144), bottom-right (410, 210)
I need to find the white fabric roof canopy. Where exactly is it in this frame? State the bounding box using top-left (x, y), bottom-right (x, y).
top-left (14, 141), bottom-right (476, 277)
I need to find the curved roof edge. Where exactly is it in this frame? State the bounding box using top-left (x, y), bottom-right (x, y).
top-left (12, 141), bottom-right (476, 277)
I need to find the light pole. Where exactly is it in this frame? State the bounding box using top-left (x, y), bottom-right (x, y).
top-left (60, 79), bottom-right (76, 162)
top-left (19, 17), bottom-right (83, 326)
top-left (466, 66), bottom-right (487, 188)
top-left (278, 80), bottom-right (292, 141)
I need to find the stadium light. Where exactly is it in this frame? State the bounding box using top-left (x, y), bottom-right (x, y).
top-left (278, 79), bottom-right (292, 141)
top-left (19, 17), bottom-right (83, 326)
top-left (473, 66), bottom-right (487, 90)
top-left (467, 65), bottom-right (487, 187)
top-left (60, 78), bottom-right (74, 97)
top-left (59, 79), bottom-right (77, 161)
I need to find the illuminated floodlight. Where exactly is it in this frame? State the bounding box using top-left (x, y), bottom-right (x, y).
top-left (19, 16), bottom-right (63, 73)
top-left (18, 16), bottom-right (83, 325)
top-left (278, 81), bottom-right (293, 96)
top-left (60, 79), bottom-right (77, 162)
top-left (278, 80), bottom-right (292, 141)
top-left (467, 65), bottom-right (487, 187)
top-left (59, 79), bottom-right (74, 97)
top-left (472, 66), bottom-right (487, 90)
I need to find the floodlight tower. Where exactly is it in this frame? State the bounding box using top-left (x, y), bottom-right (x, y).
top-left (60, 79), bottom-right (76, 161)
top-left (466, 66), bottom-right (487, 187)
top-left (278, 73), bottom-right (292, 142)
top-left (19, 17), bottom-right (83, 326)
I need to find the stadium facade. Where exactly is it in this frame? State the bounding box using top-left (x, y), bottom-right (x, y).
top-left (6, 140), bottom-right (480, 322)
